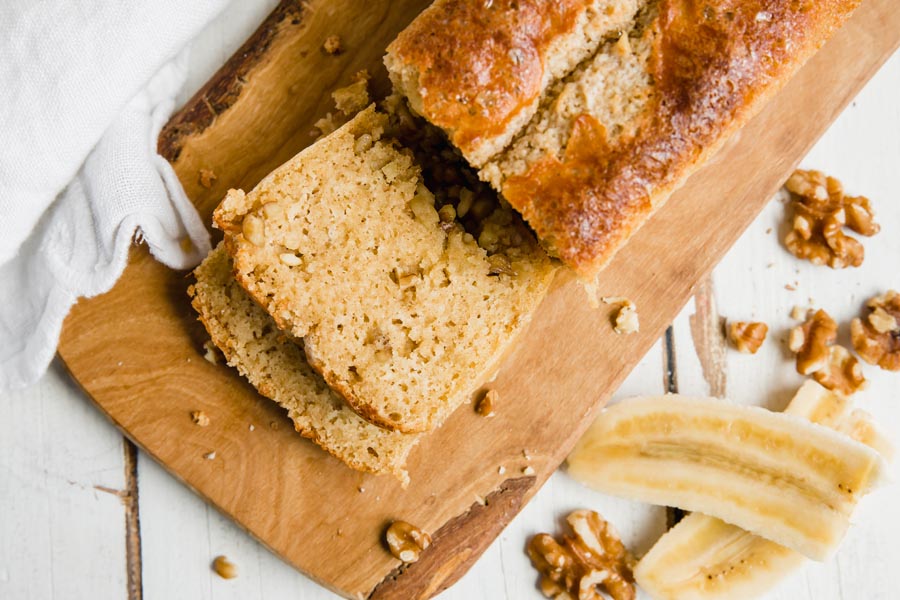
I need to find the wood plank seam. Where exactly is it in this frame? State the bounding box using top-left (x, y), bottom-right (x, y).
top-left (661, 328), bottom-right (686, 529)
top-left (123, 440), bottom-right (143, 600)
top-left (663, 327), bottom-right (678, 395)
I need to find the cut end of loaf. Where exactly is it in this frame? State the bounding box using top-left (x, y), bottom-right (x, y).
top-left (190, 244), bottom-right (418, 483)
top-left (214, 105), bottom-right (556, 434)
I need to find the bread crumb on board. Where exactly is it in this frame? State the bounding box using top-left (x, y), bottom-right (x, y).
top-left (191, 410), bottom-right (210, 427)
top-left (385, 521), bottom-right (431, 563)
top-left (198, 168), bottom-right (217, 189)
top-left (322, 35), bottom-right (343, 55)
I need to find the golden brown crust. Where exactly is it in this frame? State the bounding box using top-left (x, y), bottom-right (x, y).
top-left (503, 0), bottom-right (862, 277)
top-left (387, 0), bottom-right (590, 162)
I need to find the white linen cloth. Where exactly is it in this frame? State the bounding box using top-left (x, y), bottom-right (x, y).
top-left (0, 1), bottom-right (229, 389)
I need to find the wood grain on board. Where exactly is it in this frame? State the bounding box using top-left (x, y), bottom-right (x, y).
top-left (57, 0), bottom-right (900, 598)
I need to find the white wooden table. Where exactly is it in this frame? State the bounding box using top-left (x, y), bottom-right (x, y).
top-left (2, 3), bottom-right (899, 598)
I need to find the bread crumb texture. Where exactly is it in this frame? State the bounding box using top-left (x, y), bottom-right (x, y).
top-left (214, 106), bottom-right (555, 433)
top-left (190, 244), bottom-right (418, 482)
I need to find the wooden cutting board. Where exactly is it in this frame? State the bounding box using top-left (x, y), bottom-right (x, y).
top-left (58, 1), bottom-right (900, 598)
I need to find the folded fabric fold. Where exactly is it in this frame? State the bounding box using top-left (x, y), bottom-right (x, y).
top-left (0, 1), bottom-right (228, 390)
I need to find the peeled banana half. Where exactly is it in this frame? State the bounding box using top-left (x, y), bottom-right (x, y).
top-left (631, 381), bottom-right (892, 600)
top-left (566, 388), bottom-right (887, 562)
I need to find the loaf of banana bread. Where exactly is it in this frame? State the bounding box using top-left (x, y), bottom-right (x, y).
top-left (387, 0), bottom-right (863, 278)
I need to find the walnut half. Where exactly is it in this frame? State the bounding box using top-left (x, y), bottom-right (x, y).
top-left (788, 309), bottom-right (837, 375)
top-left (814, 346), bottom-right (867, 396)
top-left (385, 520), bottom-right (431, 563)
top-left (727, 321), bottom-right (768, 354)
top-left (527, 510), bottom-right (635, 600)
top-left (789, 308), bottom-right (866, 395)
top-left (783, 169), bottom-right (879, 268)
top-left (851, 291), bottom-right (900, 371)
top-left (602, 297), bottom-right (639, 335)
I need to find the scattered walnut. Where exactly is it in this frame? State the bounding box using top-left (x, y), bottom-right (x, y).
top-left (814, 346), bottom-right (867, 396)
top-left (602, 297), bottom-right (639, 335)
top-left (191, 410), bottom-right (210, 427)
top-left (522, 465), bottom-right (536, 476)
top-left (322, 35), bottom-right (343, 55)
top-left (212, 555), bottom-right (237, 579)
top-left (385, 521), bottom-right (431, 563)
top-left (727, 321), bottom-right (768, 354)
top-left (528, 510), bottom-right (635, 600)
top-left (783, 169), bottom-right (879, 268)
top-left (198, 168), bottom-right (217, 189)
top-left (851, 291), bottom-right (900, 371)
top-left (476, 389), bottom-right (497, 417)
top-left (788, 309), bottom-right (838, 375)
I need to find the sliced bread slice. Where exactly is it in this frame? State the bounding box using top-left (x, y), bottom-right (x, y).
top-left (214, 105), bottom-right (556, 433)
top-left (189, 244), bottom-right (419, 482)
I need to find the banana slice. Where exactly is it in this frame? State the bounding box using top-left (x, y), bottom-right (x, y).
top-left (634, 514), bottom-right (803, 600)
top-left (838, 409), bottom-right (895, 462)
top-left (631, 380), bottom-right (892, 600)
top-left (782, 379), bottom-right (851, 426)
top-left (567, 393), bottom-right (886, 561)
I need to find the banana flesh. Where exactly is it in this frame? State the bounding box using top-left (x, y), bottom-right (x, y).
top-left (632, 380), bottom-right (892, 600)
top-left (634, 514), bottom-right (803, 600)
top-left (567, 392), bottom-right (886, 561)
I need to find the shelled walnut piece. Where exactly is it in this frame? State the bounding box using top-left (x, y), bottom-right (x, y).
top-left (385, 520), bottom-right (431, 563)
top-left (528, 510), bottom-right (635, 600)
top-left (783, 169), bottom-right (879, 268)
top-left (602, 297), bottom-right (639, 335)
top-left (789, 309), bottom-right (866, 395)
top-left (212, 555), bottom-right (237, 579)
top-left (727, 321), bottom-right (768, 354)
top-left (789, 309), bottom-right (838, 375)
top-left (814, 346), bottom-right (867, 396)
top-left (851, 291), bottom-right (900, 371)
